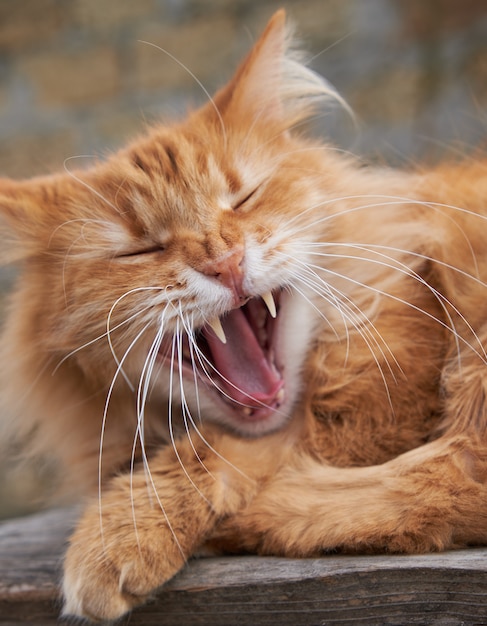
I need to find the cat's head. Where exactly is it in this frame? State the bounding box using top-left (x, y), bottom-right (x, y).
top-left (0, 11), bottom-right (346, 437)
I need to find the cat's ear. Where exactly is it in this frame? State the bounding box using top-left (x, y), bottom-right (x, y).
top-left (210, 10), bottom-right (343, 130)
top-left (213, 10), bottom-right (289, 120)
top-left (0, 172), bottom-right (133, 264)
top-left (0, 176), bottom-right (58, 263)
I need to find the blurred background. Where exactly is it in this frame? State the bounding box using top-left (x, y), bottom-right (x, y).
top-left (0, 0), bottom-right (486, 518)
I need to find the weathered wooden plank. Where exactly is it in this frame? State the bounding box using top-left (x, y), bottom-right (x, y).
top-left (1, 507), bottom-right (487, 625)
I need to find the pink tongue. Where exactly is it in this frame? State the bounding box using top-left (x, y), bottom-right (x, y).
top-left (203, 308), bottom-right (282, 407)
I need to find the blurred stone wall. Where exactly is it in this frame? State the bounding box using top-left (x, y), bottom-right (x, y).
top-left (0, 0), bottom-right (486, 518)
top-left (0, 0), bottom-right (486, 181)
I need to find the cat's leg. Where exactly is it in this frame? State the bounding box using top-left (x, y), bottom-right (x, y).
top-left (208, 434), bottom-right (487, 556)
top-left (62, 427), bottom-right (285, 621)
top-left (207, 319), bottom-right (487, 557)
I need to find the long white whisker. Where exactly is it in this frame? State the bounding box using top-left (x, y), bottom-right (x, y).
top-left (106, 287), bottom-right (169, 390)
top-left (286, 192), bottom-right (487, 234)
top-left (294, 275), bottom-right (398, 413)
top-left (48, 217), bottom-right (118, 249)
top-left (175, 313), bottom-right (217, 486)
top-left (159, 319), bottom-right (248, 481)
top-left (53, 301), bottom-right (159, 375)
top-left (135, 307), bottom-right (169, 476)
top-left (287, 265), bottom-right (401, 408)
top-left (283, 194), bottom-right (482, 278)
top-left (129, 322), bottom-right (188, 562)
top-left (284, 254), bottom-right (404, 377)
top-left (305, 240), bottom-right (487, 291)
top-left (186, 312), bottom-right (203, 425)
top-left (98, 319), bottom-right (153, 552)
top-left (167, 319), bottom-right (213, 507)
top-left (137, 40), bottom-right (227, 146)
top-left (292, 245), bottom-right (487, 365)
top-left (122, 309), bottom-right (186, 561)
top-left (301, 245), bottom-right (467, 365)
top-left (63, 156), bottom-right (122, 214)
top-left (129, 308), bottom-right (171, 544)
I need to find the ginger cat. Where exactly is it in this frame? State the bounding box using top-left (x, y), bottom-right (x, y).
top-left (1, 10), bottom-right (487, 621)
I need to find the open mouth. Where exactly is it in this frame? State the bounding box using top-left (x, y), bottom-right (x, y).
top-left (162, 292), bottom-right (285, 423)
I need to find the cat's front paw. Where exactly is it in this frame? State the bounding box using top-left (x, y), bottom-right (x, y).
top-left (62, 501), bottom-right (186, 622)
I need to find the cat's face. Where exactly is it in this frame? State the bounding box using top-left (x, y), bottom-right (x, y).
top-left (123, 130), bottom-right (314, 431)
top-left (0, 12), bottom-right (339, 437)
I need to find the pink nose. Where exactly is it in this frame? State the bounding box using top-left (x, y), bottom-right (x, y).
top-left (200, 247), bottom-right (247, 304)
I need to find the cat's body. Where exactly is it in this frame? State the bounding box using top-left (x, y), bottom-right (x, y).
top-left (1, 11), bottom-right (487, 621)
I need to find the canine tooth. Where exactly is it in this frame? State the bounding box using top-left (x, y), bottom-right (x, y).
top-left (262, 291), bottom-right (277, 318)
top-left (208, 316), bottom-right (226, 344)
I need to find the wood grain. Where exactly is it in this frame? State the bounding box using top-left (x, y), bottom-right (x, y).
top-left (1, 507), bottom-right (487, 625)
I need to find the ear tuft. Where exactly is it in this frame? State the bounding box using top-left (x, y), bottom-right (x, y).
top-left (213, 10), bottom-right (350, 130)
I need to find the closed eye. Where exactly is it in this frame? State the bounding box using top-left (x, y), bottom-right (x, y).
top-left (233, 188), bottom-right (258, 211)
top-left (117, 245), bottom-right (165, 259)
